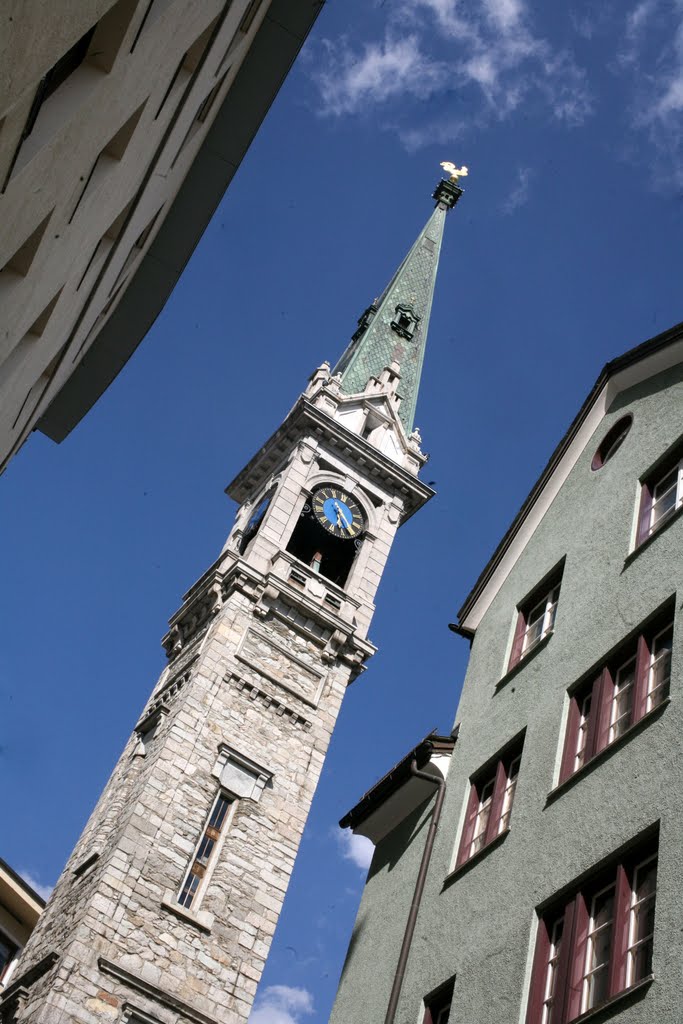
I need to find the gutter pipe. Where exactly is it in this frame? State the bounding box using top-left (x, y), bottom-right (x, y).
top-left (384, 756), bottom-right (446, 1024)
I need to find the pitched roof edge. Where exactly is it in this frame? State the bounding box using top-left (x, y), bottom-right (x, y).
top-left (339, 731), bottom-right (456, 830)
top-left (456, 320), bottom-right (683, 627)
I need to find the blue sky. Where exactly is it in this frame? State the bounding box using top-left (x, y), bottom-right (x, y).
top-left (2, 1), bottom-right (683, 1022)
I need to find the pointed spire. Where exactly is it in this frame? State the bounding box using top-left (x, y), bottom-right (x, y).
top-left (333, 173), bottom-right (464, 434)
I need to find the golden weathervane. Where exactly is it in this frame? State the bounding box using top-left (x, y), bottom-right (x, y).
top-left (440, 161), bottom-right (468, 183)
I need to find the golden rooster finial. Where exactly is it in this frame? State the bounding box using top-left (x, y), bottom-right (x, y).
top-left (440, 161), bottom-right (469, 183)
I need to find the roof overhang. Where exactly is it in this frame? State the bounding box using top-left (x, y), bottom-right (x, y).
top-left (340, 732), bottom-right (456, 845)
top-left (0, 858), bottom-right (45, 926)
top-left (457, 321), bottom-right (683, 633)
top-left (37, 0), bottom-right (324, 443)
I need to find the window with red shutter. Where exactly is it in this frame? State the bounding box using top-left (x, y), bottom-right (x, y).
top-left (559, 603), bottom-right (674, 785)
top-left (456, 734), bottom-right (524, 868)
top-left (508, 565), bottom-right (564, 671)
top-left (526, 833), bottom-right (658, 1024)
top-left (636, 439), bottom-right (683, 547)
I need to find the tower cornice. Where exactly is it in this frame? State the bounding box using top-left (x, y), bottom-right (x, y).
top-left (226, 397), bottom-right (434, 523)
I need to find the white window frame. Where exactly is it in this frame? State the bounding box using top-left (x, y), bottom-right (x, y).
top-left (522, 586), bottom-right (559, 656)
top-left (649, 459), bottom-right (683, 536)
top-left (626, 853), bottom-right (657, 987)
top-left (581, 881), bottom-right (616, 1014)
top-left (647, 625), bottom-right (673, 712)
top-left (609, 654), bottom-right (636, 744)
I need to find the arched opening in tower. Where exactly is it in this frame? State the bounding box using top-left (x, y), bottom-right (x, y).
top-left (286, 509), bottom-right (359, 588)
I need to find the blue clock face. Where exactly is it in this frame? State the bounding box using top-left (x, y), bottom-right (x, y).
top-left (312, 486), bottom-right (364, 539)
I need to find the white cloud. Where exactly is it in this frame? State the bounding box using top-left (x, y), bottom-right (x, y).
top-left (313, 34), bottom-right (450, 117)
top-left (18, 869), bottom-right (53, 901)
top-left (502, 166), bottom-right (533, 213)
top-left (249, 986), bottom-right (314, 1024)
top-left (308, 0), bottom-right (593, 142)
top-left (617, 0), bottom-right (683, 187)
top-left (335, 828), bottom-right (374, 870)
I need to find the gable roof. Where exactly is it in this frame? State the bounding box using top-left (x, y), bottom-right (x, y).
top-left (456, 319), bottom-right (683, 632)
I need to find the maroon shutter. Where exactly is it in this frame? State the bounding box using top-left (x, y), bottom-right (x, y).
top-left (509, 610), bottom-right (526, 669)
top-left (593, 667), bottom-right (614, 756)
top-left (607, 864), bottom-right (632, 999)
top-left (582, 673), bottom-right (605, 761)
top-left (632, 633), bottom-right (651, 726)
top-left (564, 893), bottom-right (589, 1022)
top-left (456, 782), bottom-right (480, 867)
top-left (560, 694), bottom-right (581, 784)
top-left (551, 899), bottom-right (577, 1024)
top-left (636, 481), bottom-right (652, 546)
top-left (526, 917), bottom-right (551, 1024)
top-left (485, 759), bottom-right (508, 843)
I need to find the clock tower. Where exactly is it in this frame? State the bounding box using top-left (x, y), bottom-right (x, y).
top-left (2, 174), bottom-right (464, 1024)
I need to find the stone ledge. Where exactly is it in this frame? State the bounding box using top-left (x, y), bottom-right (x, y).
top-left (98, 957), bottom-right (219, 1024)
top-left (160, 891), bottom-right (214, 933)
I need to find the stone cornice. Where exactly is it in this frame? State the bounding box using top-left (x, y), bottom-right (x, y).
top-left (162, 551), bottom-right (376, 675)
top-left (226, 398), bottom-right (434, 522)
top-left (98, 958), bottom-right (220, 1024)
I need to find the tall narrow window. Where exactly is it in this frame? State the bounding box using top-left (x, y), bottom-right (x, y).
top-left (178, 792), bottom-right (233, 909)
top-left (508, 566), bottom-right (564, 671)
top-left (559, 603), bottom-right (674, 784)
top-left (526, 835), bottom-right (658, 1024)
top-left (456, 734), bottom-right (524, 869)
top-left (0, 932), bottom-right (18, 984)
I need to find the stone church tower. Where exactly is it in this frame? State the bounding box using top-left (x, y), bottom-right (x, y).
top-left (2, 174), bottom-right (463, 1024)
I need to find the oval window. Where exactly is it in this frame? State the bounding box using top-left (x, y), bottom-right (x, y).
top-left (591, 415), bottom-right (633, 471)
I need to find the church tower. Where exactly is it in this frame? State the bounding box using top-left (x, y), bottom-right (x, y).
top-left (2, 172), bottom-right (464, 1024)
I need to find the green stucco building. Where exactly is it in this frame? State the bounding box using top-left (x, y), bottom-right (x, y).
top-left (331, 320), bottom-right (683, 1024)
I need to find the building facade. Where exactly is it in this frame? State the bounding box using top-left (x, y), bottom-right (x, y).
top-left (0, 177), bottom-right (462, 1024)
top-left (331, 321), bottom-right (683, 1024)
top-left (0, 0), bottom-right (322, 474)
top-left (0, 863), bottom-right (44, 994)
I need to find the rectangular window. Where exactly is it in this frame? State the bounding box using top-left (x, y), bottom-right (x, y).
top-left (178, 792), bottom-right (233, 909)
top-left (526, 835), bottom-right (658, 1024)
top-left (422, 977), bottom-right (454, 1024)
top-left (637, 442), bottom-right (683, 546)
top-left (509, 566), bottom-right (564, 671)
top-left (456, 735), bottom-right (524, 869)
top-left (560, 606), bottom-right (674, 784)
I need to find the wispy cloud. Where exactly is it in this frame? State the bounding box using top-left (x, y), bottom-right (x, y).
top-left (314, 34), bottom-right (450, 117)
top-left (18, 869), bottom-right (53, 901)
top-left (308, 0), bottom-right (593, 141)
top-left (249, 986), bottom-right (314, 1024)
top-left (617, 0), bottom-right (683, 187)
top-left (334, 828), bottom-right (374, 870)
top-left (502, 166), bottom-right (533, 213)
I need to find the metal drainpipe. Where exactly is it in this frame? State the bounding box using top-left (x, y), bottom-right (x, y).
top-left (384, 757), bottom-right (447, 1024)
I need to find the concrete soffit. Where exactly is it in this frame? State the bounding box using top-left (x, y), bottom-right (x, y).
top-left (458, 329), bottom-right (683, 633)
top-left (341, 736), bottom-right (455, 846)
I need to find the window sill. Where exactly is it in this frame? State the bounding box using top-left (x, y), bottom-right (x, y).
top-left (546, 697), bottom-right (671, 805)
top-left (568, 974), bottom-right (653, 1024)
top-left (495, 632), bottom-right (554, 692)
top-left (442, 827), bottom-right (510, 888)
top-left (161, 890), bottom-right (213, 933)
top-left (625, 501), bottom-right (683, 567)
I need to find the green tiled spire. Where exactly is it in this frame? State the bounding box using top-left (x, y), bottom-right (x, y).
top-left (333, 178), bottom-right (462, 433)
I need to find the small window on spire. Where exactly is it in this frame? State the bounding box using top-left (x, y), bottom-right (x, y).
top-left (391, 304), bottom-right (420, 341)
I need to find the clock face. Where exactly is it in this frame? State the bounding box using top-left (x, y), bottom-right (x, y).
top-left (312, 486), bottom-right (364, 539)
